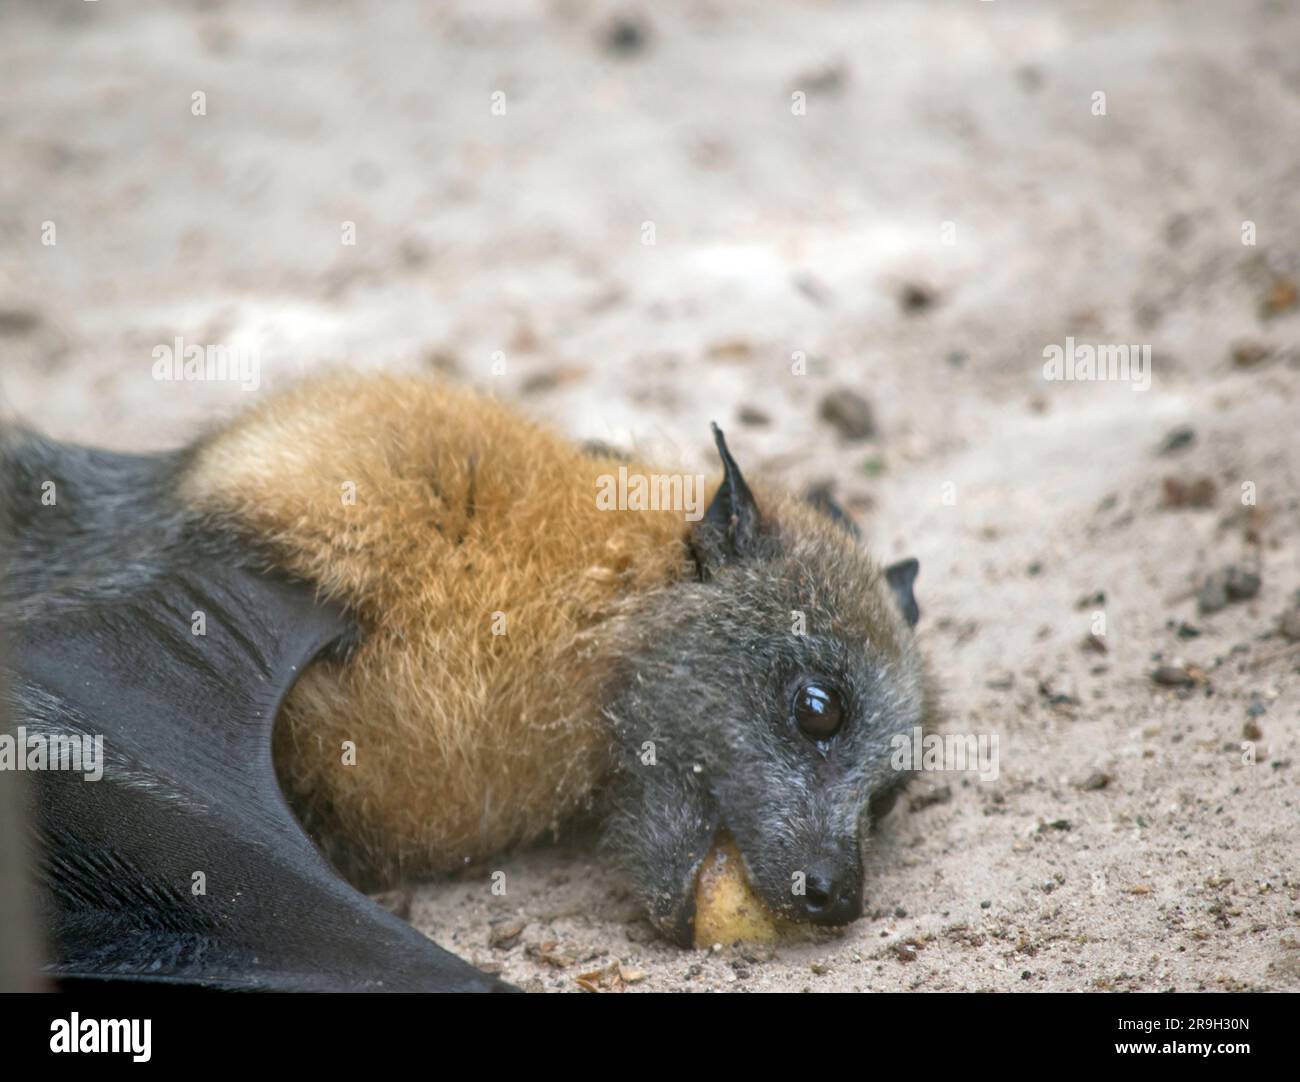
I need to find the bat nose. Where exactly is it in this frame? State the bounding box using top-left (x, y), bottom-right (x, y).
top-left (797, 863), bottom-right (862, 925)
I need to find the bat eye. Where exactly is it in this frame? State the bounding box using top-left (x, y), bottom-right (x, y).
top-left (792, 681), bottom-right (844, 740)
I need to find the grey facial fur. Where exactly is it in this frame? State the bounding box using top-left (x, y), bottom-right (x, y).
top-left (601, 429), bottom-right (936, 945)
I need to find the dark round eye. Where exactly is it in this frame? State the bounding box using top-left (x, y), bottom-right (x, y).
top-left (792, 682), bottom-right (844, 740)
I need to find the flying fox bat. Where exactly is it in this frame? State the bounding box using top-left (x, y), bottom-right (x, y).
top-left (1, 372), bottom-right (933, 991)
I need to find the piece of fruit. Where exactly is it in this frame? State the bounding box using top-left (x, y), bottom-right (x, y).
top-left (692, 832), bottom-right (793, 948)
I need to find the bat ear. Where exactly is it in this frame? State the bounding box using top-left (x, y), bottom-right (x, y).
top-left (691, 423), bottom-right (761, 578)
top-left (885, 557), bottom-right (921, 627)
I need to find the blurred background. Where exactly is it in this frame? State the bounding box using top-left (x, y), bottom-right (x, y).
top-left (2, 0), bottom-right (1298, 992)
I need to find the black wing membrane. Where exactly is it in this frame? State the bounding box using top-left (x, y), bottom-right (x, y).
top-left (1, 433), bottom-right (506, 991)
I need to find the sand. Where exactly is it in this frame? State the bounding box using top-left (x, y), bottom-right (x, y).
top-left (2, 0), bottom-right (1296, 992)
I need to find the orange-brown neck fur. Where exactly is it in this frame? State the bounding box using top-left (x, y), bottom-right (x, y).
top-left (180, 373), bottom-right (695, 885)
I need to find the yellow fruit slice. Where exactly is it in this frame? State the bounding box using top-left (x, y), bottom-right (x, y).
top-left (692, 832), bottom-right (794, 948)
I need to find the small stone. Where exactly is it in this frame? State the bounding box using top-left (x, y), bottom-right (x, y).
top-left (899, 282), bottom-right (939, 313)
top-left (1161, 476), bottom-right (1217, 509)
top-left (520, 365), bottom-right (588, 394)
top-left (529, 940), bottom-right (576, 968)
top-left (819, 389), bottom-right (877, 440)
top-left (1152, 665), bottom-right (1194, 688)
top-left (705, 338), bottom-right (754, 362)
top-left (1224, 566), bottom-right (1261, 602)
top-left (1231, 340), bottom-right (1272, 368)
top-left (1198, 577), bottom-right (1229, 615)
top-left (489, 916), bottom-right (528, 950)
top-left (1082, 632), bottom-right (1108, 655)
top-left (1261, 277), bottom-right (1299, 319)
top-left (1038, 680), bottom-right (1079, 707)
top-left (601, 15), bottom-right (650, 57)
top-left (1156, 425), bottom-right (1196, 455)
top-left (793, 61), bottom-right (848, 96)
top-left (1279, 608), bottom-right (1300, 642)
top-left (909, 784), bottom-right (953, 812)
top-left (0, 308), bottom-right (42, 336)
top-left (1195, 565), bottom-right (1257, 614)
top-left (1080, 771), bottom-right (1112, 791)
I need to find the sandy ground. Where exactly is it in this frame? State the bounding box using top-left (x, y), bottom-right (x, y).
top-left (2, 0), bottom-right (1298, 992)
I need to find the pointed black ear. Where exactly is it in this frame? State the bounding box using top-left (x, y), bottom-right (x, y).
top-left (691, 423), bottom-right (761, 578)
top-left (885, 557), bottom-right (920, 627)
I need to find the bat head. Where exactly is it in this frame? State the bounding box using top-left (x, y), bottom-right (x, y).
top-left (601, 425), bottom-right (933, 946)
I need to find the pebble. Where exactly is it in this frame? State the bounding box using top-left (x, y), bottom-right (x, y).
top-left (1231, 340), bottom-right (1272, 367)
top-left (1198, 577), bottom-right (1229, 615)
top-left (601, 15), bottom-right (650, 57)
top-left (1224, 567), bottom-right (1262, 601)
top-left (1161, 476), bottom-right (1216, 509)
top-left (488, 916), bottom-right (528, 950)
top-left (909, 784), bottom-right (953, 812)
top-left (0, 308), bottom-right (42, 335)
top-left (1152, 665), bottom-right (1194, 688)
top-left (819, 389), bottom-right (877, 440)
top-left (1156, 425), bottom-right (1196, 454)
top-left (1278, 600), bottom-right (1300, 642)
top-left (899, 282), bottom-right (939, 313)
top-left (1261, 276), bottom-right (1298, 319)
top-left (1198, 565), bottom-right (1260, 614)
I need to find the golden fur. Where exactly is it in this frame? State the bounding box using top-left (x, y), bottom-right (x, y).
top-left (180, 373), bottom-right (695, 884)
